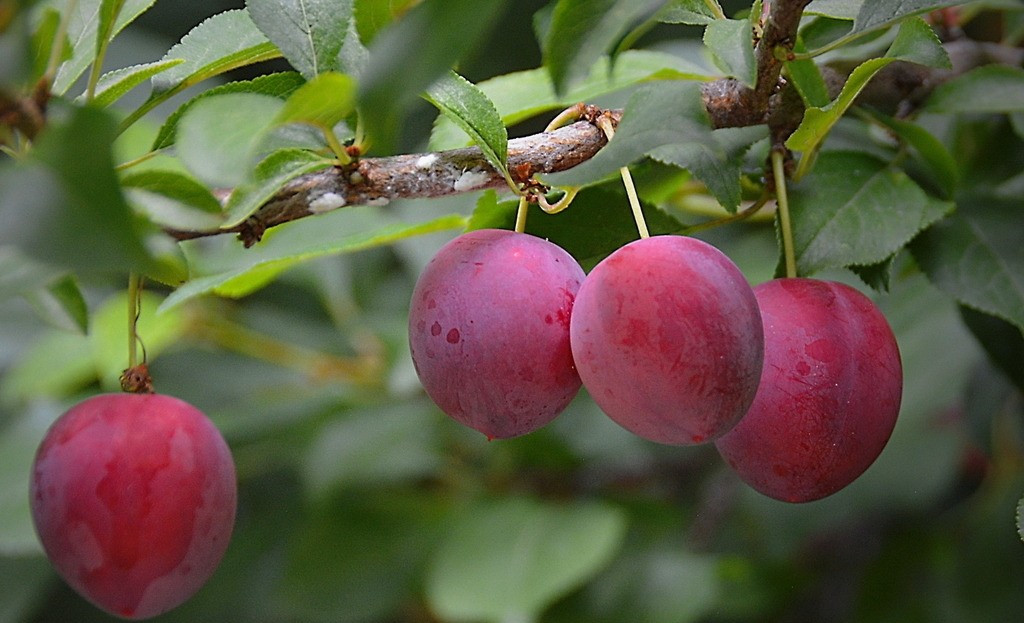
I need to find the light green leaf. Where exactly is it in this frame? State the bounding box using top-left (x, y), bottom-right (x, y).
top-left (121, 169), bottom-right (226, 231)
top-left (544, 81), bottom-right (712, 187)
top-left (426, 497), bottom-right (628, 623)
top-left (424, 71), bottom-right (509, 181)
top-left (222, 149), bottom-right (336, 227)
top-left (911, 195), bottom-right (1024, 334)
top-left (176, 92), bottom-right (285, 188)
top-left (30, 7), bottom-right (65, 82)
top-left (161, 208), bottom-right (467, 311)
top-left (544, 0), bottom-right (666, 94)
top-left (357, 0), bottom-right (505, 151)
top-left (246, 0), bottom-right (353, 79)
top-left (51, 0), bottom-right (156, 94)
top-left (786, 39), bottom-right (831, 108)
top-left (657, 0), bottom-right (721, 24)
top-left (275, 71), bottom-right (357, 129)
top-left (703, 18), bottom-right (755, 87)
top-left (0, 246), bottom-right (63, 300)
top-left (430, 49), bottom-right (713, 151)
top-left (786, 17), bottom-right (950, 159)
top-left (23, 275), bottom-right (89, 334)
top-left (0, 404), bottom-right (62, 555)
top-left (151, 10), bottom-right (278, 95)
top-left (924, 65), bottom-right (1024, 113)
top-left (786, 151), bottom-right (953, 275)
top-left (152, 71), bottom-right (305, 150)
top-left (0, 330), bottom-right (94, 403)
top-left (86, 58), bottom-right (184, 108)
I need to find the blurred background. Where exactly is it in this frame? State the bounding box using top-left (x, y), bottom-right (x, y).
top-left (2, 1), bottom-right (1023, 622)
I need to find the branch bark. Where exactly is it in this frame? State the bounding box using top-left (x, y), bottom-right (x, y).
top-left (161, 0), bottom-right (1021, 246)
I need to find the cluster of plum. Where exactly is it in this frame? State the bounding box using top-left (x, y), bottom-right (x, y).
top-left (409, 229), bottom-right (904, 504)
top-left (29, 393), bottom-right (237, 619)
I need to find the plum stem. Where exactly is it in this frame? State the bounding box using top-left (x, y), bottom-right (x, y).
top-left (514, 195), bottom-right (529, 233)
top-left (771, 149), bottom-right (797, 278)
top-left (597, 116), bottom-right (649, 239)
top-left (127, 272), bottom-right (142, 370)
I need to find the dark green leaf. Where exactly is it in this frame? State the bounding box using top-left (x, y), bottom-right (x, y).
top-left (426, 497), bottom-right (628, 623)
top-left (161, 208), bottom-right (467, 310)
top-left (911, 195), bottom-right (1024, 333)
top-left (805, 0), bottom-right (861, 20)
top-left (0, 105), bottom-right (159, 277)
top-left (1018, 495), bottom-right (1024, 543)
top-left (24, 274), bottom-right (89, 333)
top-left (657, 0), bottom-right (721, 24)
top-left (786, 39), bottom-right (831, 108)
top-left (149, 9), bottom-right (278, 96)
top-left (850, 255), bottom-right (896, 292)
top-left (87, 58), bottom-right (184, 108)
top-left (543, 0), bottom-right (666, 95)
top-left (246, 0), bottom-right (353, 79)
top-left (430, 50), bottom-right (712, 151)
top-left (924, 65), bottom-right (1024, 114)
top-left (864, 110), bottom-right (959, 197)
top-left (51, 0), bottom-right (156, 94)
top-left (152, 71), bottom-right (305, 150)
top-left (424, 71), bottom-right (509, 180)
top-left (785, 151), bottom-right (953, 275)
top-left (703, 18), bottom-right (755, 87)
top-left (176, 92), bottom-right (285, 188)
top-left (960, 306), bottom-right (1024, 394)
top-left (223, 149), bottom-right (336, 227)
top-left (852, 0), bottom-right (959, 37)
top-left (357, 0), bottom-right (505, 151)
top-left (545, 81), bottom-right (711, 187)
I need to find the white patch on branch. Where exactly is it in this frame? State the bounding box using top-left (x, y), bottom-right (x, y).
top-left (416, 154), bottom-right (438, 169)
top-left (453, 169), bottom-right (490, 192)
top-left (309, 192), bottom-right (346, 214)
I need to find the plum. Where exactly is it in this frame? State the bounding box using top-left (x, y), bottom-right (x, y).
top-left (30, 393), bottom-right (236, 619)
top-left (408, 228), bottom-right (586, 439)
top-left (569, 235), bottom-right (764, 445)
top-left (715, 278), bottom-right (903, 503)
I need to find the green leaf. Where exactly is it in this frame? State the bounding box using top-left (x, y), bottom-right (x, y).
top-left (0, 330), bottom-right (94, 403)
top-left (30, 7), bottom-right (65, 82)
top-left (805, 0), bottom-right (861, 20)
top-left (51, 0), bottom-right (156, 94)
top-left (0, 246), bottom-right (63, 300)
top-left (852, 0), bottom-right (959, 37)
top-left (543, 0), bottom-right (666, 95)
top-left (924, 65), bottom-right (1024, 114)
top-left (544, 81), bottom-right (712, 187)
top-left (430, 49), bottom-right (713, 152)
top-left (785, 151), bottom-right (953, 275)
top-left (176, 92), bottom-right (285, 188)
top-left (275, 71), bottom-right (357, 130)
top-left (222, 149), bottom-right (336, 227)
top-left (1018, 494), bottom-right (1024, 543)
top-left (648, 138), bottom-right (742, 212)
top-left (121, 169), bottom-right (226, 231)
top-left (911, 195), bottom-right (1024, 334)
top-left (0, 404), bottom-right (62, 555)
top-left (786, 17), bottom-right (949, 159)
top-left (23, 274), bottom-right (89, 334)
top-left (657, 0), bottom-right (721, 24)
top-left (863, 110), bottom-right (959, 197)
top-left (161, 208), bottom-right (467, 310)
top-left (357, 0), bottom-right (505, 151)
top-left (151, 10), bottom-right (278, 95)
top-left (0, 105), bottom-right (159, 277)
top-left (424, 71), bottom-right (509, 181)
top-left (354, 0), bottom-right (421, 45)
top-left (703, 18), bottom-right (755, 87)
top-left (426, 497), bottom-right (627, 623)
top-left (960, 306), bottom-right (1024, 394)
top-left (152, 71), bottom-right (305, 151)
top-left (302, 399), bottom-right (442, 497)
top-left (786, 39), bottom-right (831, 108)
top-left (86, 58), bottom-right (184, 108)
top-left (246, 0), bottom-right (353, 79)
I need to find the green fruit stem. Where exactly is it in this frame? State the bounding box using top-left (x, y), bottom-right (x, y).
top-left (771, 149), bottom-right (797, 278)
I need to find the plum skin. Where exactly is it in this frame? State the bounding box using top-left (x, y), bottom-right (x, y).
top-left (408, 228), bottom-right (586, 439)
top-left (569, 235), bottom-right (764, 445)
top-left (30, 393), bottom-right (237, 620)
top-left (715, 278), bottom-right (903, 503)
